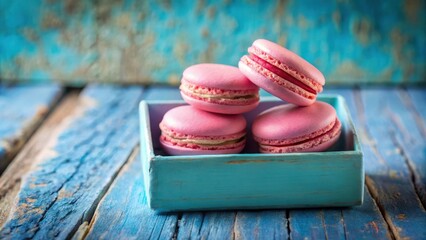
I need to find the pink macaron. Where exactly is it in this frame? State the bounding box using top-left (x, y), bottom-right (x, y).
top-left (180, 63), bottom-right (259, 114)
top-left (252, 102), bottom-right (341, 153)
top-left (159, 105), bottom-right (247, 155)
top-left (239, 39), bottom-right (325, 106)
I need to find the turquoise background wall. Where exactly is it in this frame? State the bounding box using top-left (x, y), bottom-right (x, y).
top-left (0, 0), bottom-right (425, 85)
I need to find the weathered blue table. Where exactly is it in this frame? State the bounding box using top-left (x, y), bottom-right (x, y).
top-left (0, 85), bottom-right (425, 239)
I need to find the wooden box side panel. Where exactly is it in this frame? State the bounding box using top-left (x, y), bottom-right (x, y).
top-left (150, 154), bottom-right (363, 211)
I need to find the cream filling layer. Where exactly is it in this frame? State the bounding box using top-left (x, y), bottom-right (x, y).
top-left (162, 133), bottom-right (245, 146)
top-left (160, 123), bottom-right (246, 146)
top-left (180, 81), bottom-right (259, 100)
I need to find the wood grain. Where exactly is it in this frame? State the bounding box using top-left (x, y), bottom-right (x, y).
top-left (0, 84), bottom-right (62, 172)
top-left (84, 152), bottom-right (178, 240)
top-left (180, 212), bottom-right (237, 239)
top-left (0, 85), bottom-right (144, 239)
top-left (0, 91), bottom-right (80, 227)
top-left (402, 88), bottom-right (426, 206)
top-left (82, 86), bottom-right (182, 239)
top-left (1, 1), bottom-right (425, 84)
top-left (233, 210), bottom-right (288, 240)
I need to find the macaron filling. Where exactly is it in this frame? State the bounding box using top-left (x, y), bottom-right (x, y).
top-left (160, 123), bottom-right (246, 150)
top-left (247, 54), bottom-right (316, 94)
top-left (241, 46), bottom-right (323, 97)
top-left (180, 80), bottom-right (259, 105)
top-left (255, 118), bottom-right (341, 153)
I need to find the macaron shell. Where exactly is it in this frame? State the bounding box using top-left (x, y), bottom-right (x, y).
top-left (239, 61), bottom-right (315, 106)
top-left (181, 92), bottom-right (259, 114)
top-left (160, 137), bottom-right (245, 155)
top-left (161, 105), bottom-right (246, 136)
top-left (252, 39), bottom-right (325, 85)
top-left (183, 63), bottom-right (259, 91)
top-left (252, 102), bottom-right (337, 141)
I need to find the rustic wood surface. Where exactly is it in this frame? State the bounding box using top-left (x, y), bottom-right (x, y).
top-left (0, 85), bottom-right (425, 239)
top-left (1, 0), bottom-right (425, 85)
top-left (0, 84), bottom-right (62, 173)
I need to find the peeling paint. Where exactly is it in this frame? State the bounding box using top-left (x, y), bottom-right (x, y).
top-left (198, 41), bottom-right (218, 63)
top-left (329, 61), bottom-right (367, 81)
top-left (332, 10), bottom-right (341, 29)
top-left (404, 0), bottom-right (422, 23)
top-left (41, 11), bottom-right (64, 29)
top-left (352, 18), bottom-right (372, 45)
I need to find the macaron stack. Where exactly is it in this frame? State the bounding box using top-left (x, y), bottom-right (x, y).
top-left (159, 64), bottom-right (259, 155)
top-left (240, 39), bottom-right (341, 153)
top-left (159, 39), bottom-right (341, 155)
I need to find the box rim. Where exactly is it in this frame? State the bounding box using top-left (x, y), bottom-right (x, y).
top-left (140, 95), bottom-right (362, 162)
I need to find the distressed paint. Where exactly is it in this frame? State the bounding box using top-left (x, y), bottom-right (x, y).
top-left (233, 211), bottom-right (288, 239)
top-left (82, 86), bottom-right (182, 239)
top-left (140, 96), bottom-right (363, 211)
top-left (84, 154), bottom-right (178, 240)
top-left (0, 84), bottom-right (61, 172)
top-left (0, 85), bottom-right (144, 239)
top-left (0, 0), bottom-right (425, 85)
top-left (326, 87), bottom-right (426, 239)
top-left (359, 88), bottom-right (426, 239)
top-left (403, 88), bottom-right (426, 206)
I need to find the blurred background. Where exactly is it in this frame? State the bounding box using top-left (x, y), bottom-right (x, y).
top-left (0, 0), bottom-right (425, 85)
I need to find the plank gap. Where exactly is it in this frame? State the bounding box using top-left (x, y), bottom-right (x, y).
top-left (231, 212), bottom-right (237, 240)
top-left (390, 133), bottom-right (426, 210)
top-left (320, 210), bottom-right (329, 240)
top-left (354, 88), bottom-right (398, 240)
top-left (339, 210), bottom-right (348, 240)
top-left (172, 213), bottom-right (183, 240)
top-left (285, 210), bottom-right (291, 240)
top-left (364, 178), bottom-right (397, 240)
top-left (78, 145), bottom-right (141, 240)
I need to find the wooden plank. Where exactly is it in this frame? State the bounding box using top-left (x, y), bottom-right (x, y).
top-left (289, 210), bottom-right (327, 239)
top-left (233, 211), bottom-right (287, 239)
top-left (0, 84), bottom-right (62, 172)
top-left (0, 85), bottom-right (144, 239)
top-left (78, 86), bottom-right (181, 239)
top-left (179, 212), bottom-right (236, 240)
top-left (0, 91), bottom-right (79, 227)
top-left (358, 88), bottom-right (426, 239)
top-left (1, 1), bottom-right (425, 84)
top-left (342, 188), bottom-right (392, 240)
top-left (83, 153), bottom-right (178, 240)
top-left (289, 190), bottom-right (391, 240)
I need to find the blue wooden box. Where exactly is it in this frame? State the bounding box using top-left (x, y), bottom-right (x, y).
top-left (139, 96), bottom-right (364, 212)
